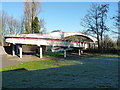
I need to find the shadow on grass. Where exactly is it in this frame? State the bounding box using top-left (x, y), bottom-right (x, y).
top-left (2, 56), bottom-right (119, 88)
top-left (3, 68), bottom-right (27, 72)
top-left (34, 51), bottom-right (98, 61)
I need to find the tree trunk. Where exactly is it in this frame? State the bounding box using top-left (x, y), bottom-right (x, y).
top-left (97, 34), bottom-right (100, 49)
top-left (0, 35), bottom-right (4, 46)
top-left (100, 33), bottom-right (103, 49)
top-left (1, 25), bottom-right (4, 46)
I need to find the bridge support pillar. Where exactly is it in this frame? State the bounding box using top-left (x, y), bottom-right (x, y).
top-left (81, 50), bottom-right (83, 54)
top-left (40, 47), bottom-right (43, 58)
top-left (16, 45), bottom-right (19, 54)
top-left (12, 44), bottom-right (15, 56)
top-left (51, 45), bottom-right (54, 52)
top-left (64, 49), bottom-right (66, 58)
top-left (78, 49), bottom-right (81, 56)
top-left (93, 43), bottom-right (95, 49)
top-left (19, 45), bottom-right (22, 58)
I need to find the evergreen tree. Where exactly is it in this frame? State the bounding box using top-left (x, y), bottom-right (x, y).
top-left (32, 17), bottom-right (40, 33)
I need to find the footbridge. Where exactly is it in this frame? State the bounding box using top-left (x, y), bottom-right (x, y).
top-left (4, 32), bottom-right (97, 58)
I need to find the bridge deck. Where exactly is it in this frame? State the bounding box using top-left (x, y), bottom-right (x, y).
top-left (5, 36), bottom-right (92, 58)
top-left (5, 37), bottom-right (90, 48)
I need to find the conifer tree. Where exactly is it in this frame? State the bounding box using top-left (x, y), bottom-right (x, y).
top-left (32, 17), bottom-right (40, 33)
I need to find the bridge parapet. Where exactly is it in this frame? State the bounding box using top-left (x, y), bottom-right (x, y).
top-left (5, 37), bottom-right (89, 48)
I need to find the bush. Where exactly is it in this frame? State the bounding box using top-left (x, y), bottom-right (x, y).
top-left (84, 48), bottom-right (119, 55)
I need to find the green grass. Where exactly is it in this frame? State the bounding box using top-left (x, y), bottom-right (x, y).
top-left (44, 52), bottom-right (64, 56)
top-left (0, 58), bottom-right (83, 71)
top-left (2, 55), bottom-right (119, 88)
top-left (95, 54), bottom-right (120, 57)
top-left (35, 51), bottom-right (73, 58)
top-left (1, 52), bottom-right (119, 72)
top-left (35, 51), bottom-right (67, 57)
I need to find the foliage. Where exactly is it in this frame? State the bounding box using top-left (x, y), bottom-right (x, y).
top-left (25, 26), bottom-right (29, 34)
top-left (32, 17), bottom-right (40, 33)
top-left (24, 0), bottom-right (41, 33)
top-left (85, 48), bottom-right (119, 55)
top-left (52, 30), bottom-right (61, 32)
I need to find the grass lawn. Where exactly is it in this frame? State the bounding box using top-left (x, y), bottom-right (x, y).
top-left (1, 54), bottom-right (119, 88)
top-left (1, 58), bottom-right (83, 71)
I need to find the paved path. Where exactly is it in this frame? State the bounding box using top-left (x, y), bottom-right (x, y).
top-left (0, 46), bottom-right (7, 55)
top-left (1, 52), bottom-right (93, 67)
top-left (1, 54), bottom-right (44, 67)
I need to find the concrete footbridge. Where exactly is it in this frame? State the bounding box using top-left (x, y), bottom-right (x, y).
top-left (4, 31), bottom-right (97, 58)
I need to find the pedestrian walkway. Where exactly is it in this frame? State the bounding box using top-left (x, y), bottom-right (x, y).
top-left (1, 54), bottom-right (43, 67)
top-left (0, 46), bottom-right (7, 55)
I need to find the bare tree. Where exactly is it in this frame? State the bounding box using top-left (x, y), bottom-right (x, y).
top-left (39, 18), bottom-right (46, 33)
top-left (103, 35), bottom-right (115, 49)
top-left (0, 10), bottom-right (23, 46)
top-left (111, 2), bottom-right (120, 48)
top-left (81, 3), bottom-right (109, 49)
top-left (0, 11), bottom-right (8, 46)
top-left (20, 16), bottom-right (26, 34)
top-left (112, 2), bottom-right (120, 29)
top-left (99, 4), bottom-right (109, 48)
top-left (24, 0), bottom-right (31, 33)
top-left (24, 0), bottom-right (42, 33)
top-left (8, 17), bottom-right (22, 35)
top-left (81, 4), bottom-right (101, 48)
top-left (117, 1), bottom-right (120, 48)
